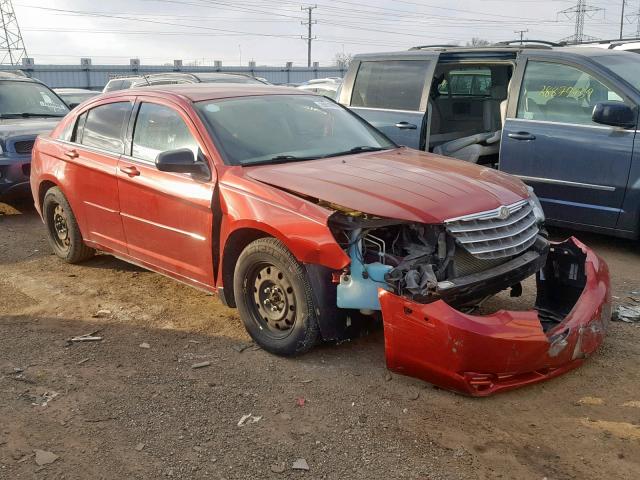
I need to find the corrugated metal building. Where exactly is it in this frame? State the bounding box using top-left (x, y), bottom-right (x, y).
top-left (0, 63), bottom-right (346, 89)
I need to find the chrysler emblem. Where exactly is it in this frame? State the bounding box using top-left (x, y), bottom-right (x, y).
top-left (497, 206), bottom-right (510, 220)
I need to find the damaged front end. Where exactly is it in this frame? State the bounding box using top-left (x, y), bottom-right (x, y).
top-left (328, 200), bottom-right (610, 396)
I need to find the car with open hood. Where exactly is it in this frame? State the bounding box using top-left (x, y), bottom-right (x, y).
top-left (0, 72), bottom-right (68, 200)
top-left (29, 84), bottom-right (611, 396)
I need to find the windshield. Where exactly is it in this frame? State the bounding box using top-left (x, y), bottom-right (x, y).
top-left (196, 94), bottom-right (395, 166)
top-left (0, 81), bottom-right (69, 117)
top-left (592, 52), bottom-right (640, 91)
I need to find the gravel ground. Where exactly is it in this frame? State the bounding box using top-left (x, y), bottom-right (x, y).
top-left (1, 200), bottom-right (640, 480)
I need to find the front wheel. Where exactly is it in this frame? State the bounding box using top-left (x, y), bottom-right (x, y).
top-left (43, 187), bottom-right (95, 263)
top-left (233, 238), bottom-right (320, 356)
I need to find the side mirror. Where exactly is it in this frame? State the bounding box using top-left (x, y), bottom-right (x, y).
top-left (68, 102), bottom-right (80, 109)
top-left (155, 148), bottom-right (210, 178)
top-left (592, 102), bottom-right (636, 128)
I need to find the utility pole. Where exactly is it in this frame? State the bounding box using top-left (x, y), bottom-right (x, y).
top-left (557, 0), bottom-right (604, 44)
top-left (301, 5), bottom-right (317, 68)
top-left (514, 29), bottom-right (528, 45)
top-left (0, 0), bottom-right (27, 65)
top-left (620, 0), bottom-right (626, 39)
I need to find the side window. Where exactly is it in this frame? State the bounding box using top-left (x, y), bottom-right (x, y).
top-left (57, 118), bottom-right (75, 142)
top-left (73, 111), bottom-right (87, 143)
top-left (132, 103), bottom-right (199, 163)
top-left (351, 60), bottom-right (431, 111)
top-left (516, 61), bottom-right (627, 125)
top-left (81, 102), bottom-right (130, 153)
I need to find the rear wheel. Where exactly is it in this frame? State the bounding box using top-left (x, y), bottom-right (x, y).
top-left (43, 187), bottom-right (95, 263)
top-left (233, 237), bottom-right (320, 356)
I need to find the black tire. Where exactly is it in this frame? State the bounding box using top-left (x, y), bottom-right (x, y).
top-left (43, 187), bottom-right (95, 263)
top-left (233, 237), bottom-right (320, 356)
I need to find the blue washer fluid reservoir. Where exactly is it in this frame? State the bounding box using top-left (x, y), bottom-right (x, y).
top-left (336, 229), bottom-right (392, 311)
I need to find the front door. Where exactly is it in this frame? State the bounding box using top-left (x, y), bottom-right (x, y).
top-left (340, 55), bottom-right (438, 149)
top-left (500, 57), bottom-right (636, 229)
top-left (65, 100), bottom-right (133, 253)
top-left (116, 100), bottom-right (216, 288)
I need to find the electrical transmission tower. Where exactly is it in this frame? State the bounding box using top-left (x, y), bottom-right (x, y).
top-left (301, 5), bottom-right (317, 68)
top-left (0, 0), bottom-right (27, 65)
top-left (557, 0), bottom-right (604, 44)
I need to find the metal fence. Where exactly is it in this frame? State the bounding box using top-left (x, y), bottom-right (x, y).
top-left (0, 64), bottom-right (347, 89)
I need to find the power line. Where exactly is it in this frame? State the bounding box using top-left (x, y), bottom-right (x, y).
top-left (557, 0), bottom-right (604, 44)
top-left (514, 29), bottom-right (529, 44)
top-left (301, 4), bottom-right (316, 68)
top-left (0, 0), bottom-right (27, 65)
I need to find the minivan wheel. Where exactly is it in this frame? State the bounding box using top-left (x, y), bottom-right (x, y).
top-left (233, 237), bottom-right (320, 356)
top-left (43, 187), bottom-right (95, 263)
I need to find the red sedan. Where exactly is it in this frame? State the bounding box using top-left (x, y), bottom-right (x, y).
top-left (30, 85), bottom-right (611, 396)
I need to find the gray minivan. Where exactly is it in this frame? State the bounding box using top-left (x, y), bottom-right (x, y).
top-left (338, 44), bottom-right (640, 239)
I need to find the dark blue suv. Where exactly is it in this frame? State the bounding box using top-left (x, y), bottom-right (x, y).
top-left (338, 44), bottom-right (640, 239)
top-left (0, 72), bottom-right (68, 200)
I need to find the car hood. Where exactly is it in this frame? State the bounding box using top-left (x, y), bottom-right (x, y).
top-left (244, 148), bottom-right (529, 224)
top-left (0, 117), bottom-right (62, 141)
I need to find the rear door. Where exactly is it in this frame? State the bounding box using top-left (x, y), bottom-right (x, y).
top-left (116, 98), bottom-right (217, 288)
top-left (500, 54), bottom-right (636, 229)
top-left (339, 54), bottom-right (439, 149)
top-left (65, 100), bottom-right (133, 253)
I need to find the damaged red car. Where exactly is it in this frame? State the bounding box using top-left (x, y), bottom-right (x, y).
top-left (30, 85), bottom-right (611, 396)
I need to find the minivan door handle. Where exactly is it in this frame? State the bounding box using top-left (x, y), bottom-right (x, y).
top-left (395, 121), bottom-right (417, 130)
top-left (507, 132), bottom-right (536, 141)
top-left (119, 165), bottom-right (141, 177)
top-left (63, 149), bottom-right (79, 159)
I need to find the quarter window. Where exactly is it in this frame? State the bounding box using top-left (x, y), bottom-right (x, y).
top-left (516, 61), bottom-right (627, 125)
top-left (80, 102), bottom-right (131, 153)
top-left (351, 60), bottom-right (430, 111)
top-left (132, 103), bottom-right (199, 163)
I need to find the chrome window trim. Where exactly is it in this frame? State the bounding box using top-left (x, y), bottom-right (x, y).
top-left (506, 117), bottom-right (628, 131)
top-left (515, 174), bottom-right (616, 192)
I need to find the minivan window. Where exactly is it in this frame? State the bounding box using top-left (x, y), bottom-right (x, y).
top-left (439, 68), bottom-right (492, 97)
top-left (80, 102), bottom-right (130, 154)
top-left (132, 103), bottom-right (199, 162)
top-left (351, 60), bottom-right (430, 111)
top-left (0, 80), bottom-right (68, 118)
top-left (516, 61), bottom-right (626, 125)
top-left (197, 94), bottom-right (394, 166)
top-left (592, 52), bottom-right (640, 91)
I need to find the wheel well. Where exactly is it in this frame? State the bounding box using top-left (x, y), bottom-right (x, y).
top-left (221, 228), bottom-right (270, 308)
top-left (38, 180), bottom-right (58, 211)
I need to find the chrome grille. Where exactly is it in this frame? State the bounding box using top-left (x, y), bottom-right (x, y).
top-left (445, 200), bottom-right (539, 260)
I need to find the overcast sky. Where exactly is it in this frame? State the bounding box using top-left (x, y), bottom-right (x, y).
top-left (13, 0), bottom-right (633, 66)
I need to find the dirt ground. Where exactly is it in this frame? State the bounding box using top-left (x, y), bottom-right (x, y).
top-left (1, 200), bottom-right (639, 480)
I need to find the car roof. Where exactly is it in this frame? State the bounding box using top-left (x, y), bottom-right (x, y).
top-left (54, 88), bottom-right (97, 93)
top-left (101, 83), bottom-right (306, 102)
top-left (356, 45), bottom-right (631, 59)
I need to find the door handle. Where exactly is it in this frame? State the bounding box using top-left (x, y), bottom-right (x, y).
top-left (395, 121), bottom-right (417, 130)
top-left (63, 149), bottom-right (79, 159)
top-left (508, 132), bottom-right (536, 141)
top-left (119, 165), bottom-right (140, 177)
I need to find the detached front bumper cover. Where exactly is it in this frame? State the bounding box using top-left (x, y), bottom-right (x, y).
top-left (380, 237), bottom-right (611, 396)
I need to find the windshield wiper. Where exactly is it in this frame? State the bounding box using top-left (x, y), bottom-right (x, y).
top-left (0, 112), bottom-right (66, 119)
top-left (248, 154), bottom-right (320, 166)
top-left (321, 145), bottom-right (391, 158)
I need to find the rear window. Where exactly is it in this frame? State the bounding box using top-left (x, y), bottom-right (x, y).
top-left (80, 102), bottom-right (131, 154)
top-left (350, 60), bottom-right (430, 111)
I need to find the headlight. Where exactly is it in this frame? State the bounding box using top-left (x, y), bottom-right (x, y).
top-left (527, 186), bottom-right (545, 224)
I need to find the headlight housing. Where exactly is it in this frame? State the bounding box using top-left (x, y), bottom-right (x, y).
top-left (527, 186), bottom-right (545, 224)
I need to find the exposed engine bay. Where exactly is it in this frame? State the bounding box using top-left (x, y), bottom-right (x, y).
top-left (327, 196), bottom-right (548, 313)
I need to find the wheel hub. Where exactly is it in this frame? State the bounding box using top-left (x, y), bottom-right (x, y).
top-left (53, 204), bottom-right (70, 246)
top-left (252, 265), bottom-right (296, 332)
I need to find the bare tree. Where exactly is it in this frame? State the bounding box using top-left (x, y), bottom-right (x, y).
top-left (466, 37), bottom-right (491, 47)
top-left (333, 52), bottom-right (353, 69)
